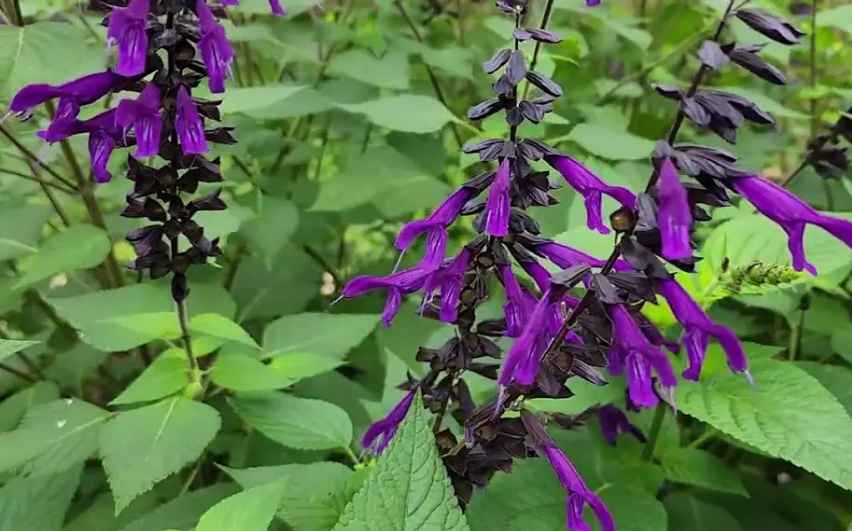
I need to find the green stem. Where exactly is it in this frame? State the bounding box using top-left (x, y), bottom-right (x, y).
top-left (809, 0), bottom-right (818, 138)
top-left (641, 403), bottom-right (667, 461)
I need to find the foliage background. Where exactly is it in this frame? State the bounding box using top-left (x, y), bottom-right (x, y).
top-left (0, 0), bottom-right (851, 529)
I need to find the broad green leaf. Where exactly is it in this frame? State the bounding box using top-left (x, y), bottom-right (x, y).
top-left (660, 448), bottom-right (748, 496)
top-left (211, 352), bottom-right (343, 391)
top-left (337, 95), bottom-right (457, 134)
top-left (99, 397), bottom-right (221, 513)
top-left (110, 356), bottom-right (190, 406)
top-left (190, 313), bottom-right (259, 348)
top-left (219, 85), bottom-right (307, 115)
top-left (796, 362), bottom-right (852, 416)
top-left (0, 465), bottom-right (81, 531)
top-left (830, 324), bottom-right (852, 364)
top-left (0, 339), bottom-right (40, 362)
top-left (327, 49), bottom-right (409, 90)
top-left (231, 246), bottom-right (319, 321)
top-left (0, 399), bottom-right (110, 477)
top-left (676, 358), bottom-right (852, 491)
top-left (269, 353), bottom-right (344, 381)
top-left (0, 381), bottom-right (59, 432)
top-left (239, 196), bottom-right (299, 269)
top-left (99, 312), bottom-right (181, 345)
top-left (0, 204), bottom-right (49, 261)
top-left (566, 123), bottom-right (656, 160)
top-left (222, 462), bottom-right (364, 531)
top-left (196, 481), bottom-right (287, 531)
top-left (118, 484), bottom-right (237, 531)
top-left (263, 313), bottom-right (378, 359)
top-left (815, 5), bottom-right (852, 35)
top-left (333, 392), bottom-right (469, 531)
top-left (230, 392), bottom-right (352, 451)
top-left (664, 493), bottom-right (742, 531)
top-left (14, 225), bottom-right (111, 289)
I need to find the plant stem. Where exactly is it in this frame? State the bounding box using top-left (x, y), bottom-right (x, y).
top-left (0, 167), bottom-right (77, 194)
top-left (687, 428), bottom-right (717, 449)
top-left (25, 160), bottom-right (72, 227)
top-left (788, 296), bottom-right (807, 361)
top-left (302, 244), bottom-right (342, 287)
top-left (0, 126), bottom-right (78, 190)
top-left (809, 0), bottom-right (818, 139)
top-left (177, 297), bottom-right (199, 374)
top-left (641, 403), bottom-right (666, 461)
top-left (0, 362), bottom-right (36, 383)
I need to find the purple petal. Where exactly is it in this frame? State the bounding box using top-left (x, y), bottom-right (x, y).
top-left (269, 0), bottom-right (287, 16)
top-left (362, 389), bottom-right (415, 453)
top-left (197, 0), bottom-right (235, 94)
top-left (107, 0), bottom-right (150, 77)
top-left (657, 158), bottom-right (692, 260)
top-left (485, 158), bottom-right (511, 237)
top-left (89, 132), bottom-right (116, 183)
top-left (175, 86), bottom-right (208, 155)
top-left (499, 288), bottom-right (552, 386)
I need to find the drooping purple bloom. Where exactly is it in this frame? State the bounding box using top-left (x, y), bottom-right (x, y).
top-left (485, 158), bottom-right (512, 237)
top-left (116, 83), bottom-right (163, 158)
top-left (586, 0), bottom-right (601, 5)
top-left (107, 0), bottom-right (150, 77)
top-left (730, 174), bottom-right (852, 274)
top-left (499, 286), bottom-right (564, 387)
top-left (9, 70), bottom-right (124, 117)
top-left (498, 264), bottom-right (536, 337)
top-left (521, 411), bottom-right (615, 531)
top-left (606, 304), bottom-right (677, 408)
top-left (598, 404), bottom-right (645, 446)
top-left (655, 277), bottom-right (749, 381)
top-left (362, 389), bottom-right (416, 454)
top-left (657, 157), bottom-right (692, 260)
top-left (533, 240), bottom-right (632, 272)
top-left (342, 266), bottom-right (431, 327)
top-left (175, 86), bottom-right (209, 155)
top-left (196, 0), bottom-right (236, 94)
top-left (545, 155), bottom-right (636, 234)
top-left (421, 248), bottom-right (472, 323)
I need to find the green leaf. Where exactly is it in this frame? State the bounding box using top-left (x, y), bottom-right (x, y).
top-left (664, 493), bottom-right (742, 531)
top-left (0, 381), bottom-right (59, 432)
top-left (327, 49), bottom-right (409, 90)
top-left (337, 95), bottom-right (457, 134)
top-left (196, 481), bottom-right (287, 531)
top-left (239, 196), bottom-right (299, 269)
top-left (99, 397), bottom-right (221, 513)
top-left (118, 484), bottom-right (237, 531)
top-left (660, 448), bottom-right (748, 496)
top-left (99, 312), bottom-right (181, 345)
top-left (815, 5), bottom-right (852, 35)
top-left (796, 361), bottom-right (852, 416)
top-left (211, 352), bottom-right (343, 392)
top-left (0, 204), bottom-right (50, 262)
top-left (269, 352), bottom-right (345, 381)
top-left (0, 339), bottom-right (40, 362)
top-left (230, 392), bottom-right (352, 451)
top-left (0, 465), bottom-right (81, 531)
top-left (566, 123), bottom-right (656, 160)
top-left (110, 356), bottom-right (190, 406)
top-left (190, 313), bottom-right (259, 348)
top-left (14, 225), bottom-right (111, 289)
top-left (0, 399), bottom-right (110, 477)
top-left (333, 392), bottom-right (469, 531)
top-left (219, 85), bottom-right (307, 115)
top-left (676, 358), bottom-right (852, 491)
top-left (263, 313), bottom-right (378, 359)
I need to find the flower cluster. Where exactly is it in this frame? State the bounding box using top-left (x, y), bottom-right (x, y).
top-left (7, 0), bottom-right (284, 301)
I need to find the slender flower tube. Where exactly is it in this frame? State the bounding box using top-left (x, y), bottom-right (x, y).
top-left (533, 240), bottom-right (632, 272)
top-left (362, 389), bottom-right (416, 454)
top-left (598, 404), bottom-right (645, 445)
top-left (175, 86), bottom-right (209, 155)
top-left (342, 266), bottom-right (432, 327)
top-left (116, 83), bottom-right (163, 157)
top-left (545, 155), bottom-right (636, 234)
top-left (421, 248), bottom-right (472, 323)
top-left (656, 158), bottom-right (692, 260)
top-left (655, 277), bottom-right (749, 381)
top-left (107, 0), bottom-right (150, 76)
top-left (730, 174), bottom-right (852, 274)
top-left (498, 286), bottom-right (564, 387)
top-left (606, 304), bottom-right (677, 408)
top-left (485, 158), bottom-right (512, 237)
top-left (197, 0), bottom-right (236, 94)
top-left (9, 70), bottom-right (125, 117)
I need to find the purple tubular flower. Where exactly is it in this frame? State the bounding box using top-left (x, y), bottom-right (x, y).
top-left (485, 158), bottom-right (511, 237)
top-left (116, 83), bottom-right (163, 158)
top-left (107, 0), bottom-right (150, 77)
top-left (422, 248), bottom-right (472, 323)
top-left (545, 155), bottom-right (636, 234)
top-left (175, 86), bottom-right (209, 155)
top-left (657, 157), bottom-right (692, 260)
top-left (607, 304), bottom-right (677, 408)
top-left (47, 108), bottom-right (124, 182)
top-left (343, 266), bottom-right (431, 327)
top-left (586, 0), bottom-right (601, 5)
top-left (499, 287), bottom-right (559, 386)
top-left (731, 175), bottom-right (852, 274)
top-left (197, 0), bottom-right (236, 94)
top-left (10, 70), bottom-right (123, 117)
top-left (362, 389), bottom-right (416, 454)
top-left (598, 404), bottom-right (645, 446)
top-left (535, 240), bottom-right (632, 272)
top-left (655, 277), bottom-right (749, 381)
top-left (395, 186), bottom-right (475, 268)
top-left (269, 0), bottom-right (287, 16)
top-left (498, 264), bottom-right (536, 337)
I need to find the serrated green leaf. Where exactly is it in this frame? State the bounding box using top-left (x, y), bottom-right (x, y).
top-left (327, 49), bottom-right (409, 90)
top-left (98, 313), bottom-right (181, 345)
top-left (14, 225), bottom-right (111, 289)
top-left (0, 465), bottom-right (82, 531)
top-left (336, 95), bottom-right (456, 134)
top-left (269, 352), bottom-right (344, 380)
top-left (661, 447), bottom-right (748, 496)
top-left (99, 397), bottom-right (221, 514)
top-left (0, 339), bottom-right (40, 362)
top-left (239, 196), bottom-right (299, 269)
top-left (229, 392), bottom-right (352, 451)
top-left (196, 481), bottom-right (287, 531)
top-left (0, 204), bottom-right (50, 262)
top-left (664, 493), bottom-right (742, 531)
top-left (263, 313), bottom-right (378, 359)
top-left (0, 398), bottom-right (110, 477)
top-left (118, 484), bottom-right (237, 531)
top-left (110, 356), bottom-right (190, 406)
top-left (333, 392), bottom-right (469, 531)
top-left (0, 381), bottom-right (59, 432)
top-left (219, 85), bottom-right (307, 115)
top-left (190, 313), bottom-right (259, 348)
top-left (566, 123), bottom-right (656, 160)
top-left (210, 354), bottom-right (294, 391)
top-left (676, 358), bottom-right (852, 491)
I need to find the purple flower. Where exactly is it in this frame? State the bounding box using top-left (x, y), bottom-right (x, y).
top-left (116, 83), bottom-right (163, 158)
top-left (545, 155), bottom-right (636, 234)
top-left (362, 389), bottom-right (416, 454)
top-left (598, 404), bottom-right (645, 446)
top-left (196, 0), bottom-right (236, 94)
top-left (657, 157), bottom-right (692, 260)
top-left (607, 304), bottom-right (677, 408)
top-left (220, 0), bottom-right (286, 16)
top-left (498, 286), bottom-right (563, 387)
top-left (485, 158), bottom-right (511, 237)
top-left (421, 248), bottom-right (472, 323)
top-left (655, 277), bottom-right (749, 381)
top-left (107, 0), bottom-right (150, 77)
top-left (498, 264), bottom-right (536, 337)
top-left (730, 175), bottom-right (852, 274)
top-left (342, 266), bottom-right (431, 327)
top-left (395, 186), bottom-right (475, 268)
top-left (521, 411), bottom-right (615, 531)
top-left (533, 240), bottom-right (632, 272)
top-left (587, 0), bottom-right (601, 5)
top-left (175, 86), bottom-right (209, 155)
top-left (9, 70), bottom-right (124, 117)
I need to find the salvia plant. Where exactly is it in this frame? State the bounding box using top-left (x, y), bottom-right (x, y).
top-left (1, 0), bottom-right (852, 530)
